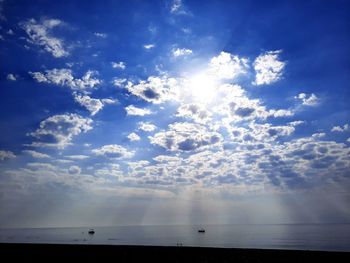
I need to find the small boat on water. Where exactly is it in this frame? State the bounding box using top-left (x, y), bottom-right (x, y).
top-left (88, 229), bottom-right (95, 235)
top-left (198, 228), bottom-right (205, 233)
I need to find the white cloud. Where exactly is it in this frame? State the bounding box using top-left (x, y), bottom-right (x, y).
top-left (125, 105), bottom-right (152, 116)
top-left (22, 150), bottom-right (50, 159)
top-left (209, 51), bottom-right (249, 80)
top-left (28, 113), bottom-right (93, 148)
top-left (126, 76), bottom-right (179, 104)
top-left (176, 103), bottom-right (211, 124)
top-left (127, 132), bottom-right (141, 142)
top-left (289, 120), bottom-right (305, 127)
top-left (94, 164), bottom-right (123, 178)
top-left (74, 94), bottom-right (104, 116)
top-left (312, 132), bottom-right (326, 138)
top-left (20, 18), bottom-right (68, 58)
top-left (55, 159), bottom-right (74, 164)
top-left (0, 150), bottom-right (16, 161)
top-left (268, 109), bottom-right (294, 118)
top-left (65, 155), bottom-right (89, 160)
top-left (144, 44), bottom-right (155, 49)
top-left (249, 123), bottom-right (295, 140)
top-left (149, 122), bottom-right (222, 152)
top-left (253, 50), bottom-right (285, 85)
top-left (214, 84), bottom-right (271, 122)
top-left (227, 122), bottom-right (296, 143)
top-left (172, 48), bottom-right (192, 57)
top-left (92, 144), bottom-right (134, 159)
top-left (331, 124), bottom-right (349, 132)
top-left (30, 68), bottom-right (101, 93)
top-left (112, 78), bottom-right (127, 87)
top-left (68, 165), bottom-right (81, 175)
top-left (7, 73), bottom-right (17, 81)
top-left (295, 93), bottom-right (320, 106)
top-left (170, 0), bottom-right (182, 13)
top-left (68, 165), bottom-right (81, 174)
top-left (170, 0), bottom-right (189, 15)
top-left (94, 32), bottom-right (107, 38)
top-left (138, 122), bottom-right (157, 132)
top-left (182, 28), bottom-right (191, 34)
top-left (101, 98), bottom-right (117, 104)
top-left (18, 126), bottom-right (350, 191)
top-left (27, 162), bottom-right (56, 171)
top-left (7, 29), bottom-right (14, 35)
top-left (111, 61), bottom-right (126, 70)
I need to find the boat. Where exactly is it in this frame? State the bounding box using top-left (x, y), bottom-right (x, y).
top-left (198, 228), bottom-right (205, 233)
top-left (88, 229), bottom-right (95, 235)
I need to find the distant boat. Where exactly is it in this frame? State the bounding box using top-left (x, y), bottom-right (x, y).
top-left (198, 228), bottom-right (205, 233)
top-left (88, 229), bottom-right (95, 235)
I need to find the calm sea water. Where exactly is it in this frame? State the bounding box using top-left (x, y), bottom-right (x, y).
top-left (1, 224), bottom-right (350, 251)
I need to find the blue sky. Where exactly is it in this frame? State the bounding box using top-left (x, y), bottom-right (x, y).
top-left (0, 0), bottom-right (350, 227)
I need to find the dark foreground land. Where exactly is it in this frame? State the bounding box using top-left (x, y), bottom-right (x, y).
top-left (1, 243), bottom-right (349, 262)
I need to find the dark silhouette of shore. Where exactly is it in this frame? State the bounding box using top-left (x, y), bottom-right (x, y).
top-left (1, 243), bottom-right (349, 262)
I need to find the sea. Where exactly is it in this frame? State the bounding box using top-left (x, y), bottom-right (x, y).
top-left (1, 224), bottom-right (350, 252)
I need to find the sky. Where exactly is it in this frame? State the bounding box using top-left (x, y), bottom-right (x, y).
top-left (0, 0), bottom-right (350, 228)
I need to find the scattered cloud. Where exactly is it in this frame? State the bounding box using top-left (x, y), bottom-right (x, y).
top-left (94, 163), bottom-right (123, 178)
top-left (68, 165), bottom-right (81, 175)
top-left (172, 47), bottom-right (192, 57)
top-left (127, 132), bottom-right (141, 142)
top-left (0, 150), bottom-right (16, 161)
top-left (209, 52), bottom-right (249, 80)
top-left (102, 98), bottom-right (118, 104)
top-left (30, 68), bottom-right (101, 93)
top-left (176, 103), bottom-right (211, 124)
top-left (6, 73), bottom-right (17, 81)
top-left (92, 144), bottom-right (134, 159)
top-left (144, 44), bottom-right (155, 49)
top-left (94, 32), bottom-right (107, 38)
top-left (22, 150), bottom-right (50, 159)
top-left (331, 124), bottom-right (349, 132)
top-left (65, 155), bottom-right (89, 160)
top-left (182, 28), bottom-right (191, 34)
top-left (126, 76), bottom-right (179, 104)
top-left (253, 50), bottom-right (285, 85)
top-left (28, 113), bottom-right (93, 148)
top-left (74, 94), bottom-right (104, 116)
top-left (138, 122), bottom-right (157, 132)
top-left (170, 0), bottom-right (182, 13)
top-left (213, 84), bottom-right (281, 122)
top-left (125, 105), bottom-right (152, 116)
top-left (295, 93), bottom-right (320, 106)
top-left (150, 122), bottom-right (222, 151)
top-left (111, 61), bottom-right (126, 70)
top-left (250, 123), bottom-right (295, 140)
top-left (169, 0), bottom-right (189, 15)
top-left (112, 78), bottom-right (127, 87)
top-left (312, 132), bottom-right (326, 138)
top-left (268, 109), bottom-right (294, 118)
top-left (289, 120), bottom-right (305, 127)
top-left (20, 18), bottom-right (69, 58)
top-left (27, 162), bottom-right (56, 171)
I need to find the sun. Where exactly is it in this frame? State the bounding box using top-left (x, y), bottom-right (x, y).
top-left (187, 72), bottom-right (218, 103)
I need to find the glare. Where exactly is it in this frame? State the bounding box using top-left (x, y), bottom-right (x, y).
top-left (188, 72), bottom-right (218, 103)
